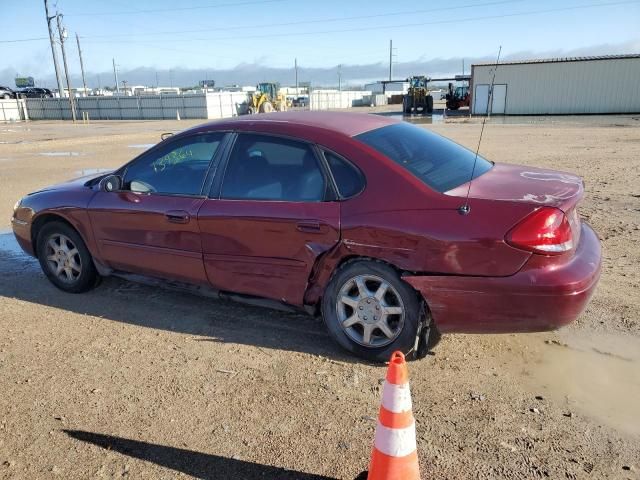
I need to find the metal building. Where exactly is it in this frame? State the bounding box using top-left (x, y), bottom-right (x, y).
top-left (470, 54), bottom-right (640, 115)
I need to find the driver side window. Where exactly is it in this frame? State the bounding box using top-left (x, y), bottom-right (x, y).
top-left (123, 133), bottom-right (223, 195)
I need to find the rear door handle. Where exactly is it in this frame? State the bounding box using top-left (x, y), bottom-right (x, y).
top-left (165, 210), bottom-right (190, 224)
top-left (296, 221), bottom-right (322, 233)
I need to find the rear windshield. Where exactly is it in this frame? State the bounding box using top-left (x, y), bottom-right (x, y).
top-left (355, 122), bottom-right (493, 192)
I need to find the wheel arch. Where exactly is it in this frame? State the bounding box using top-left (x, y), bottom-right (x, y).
top-left (304, 251), bottom-right (424, 313)
top-left (31, 212), bottom-right (99, 262)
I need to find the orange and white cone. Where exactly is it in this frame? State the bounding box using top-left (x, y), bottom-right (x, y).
top-left (367, 351), bottom-right (420, 480)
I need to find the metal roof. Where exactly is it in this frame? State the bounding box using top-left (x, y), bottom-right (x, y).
top-left (472, 53), bottom-right (640, 67)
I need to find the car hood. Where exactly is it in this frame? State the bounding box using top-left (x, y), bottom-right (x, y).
top-left (29, 170), bottom-right (114, 194)
top-left (446, 163), bottom-right (584, 212)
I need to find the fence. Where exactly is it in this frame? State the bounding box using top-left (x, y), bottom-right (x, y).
top-left (0, 99), bottom-right (29, 122)
top-left (309, 90), bottom-right (372, 110)
top-left (24, 92), bottom-right (250, 121)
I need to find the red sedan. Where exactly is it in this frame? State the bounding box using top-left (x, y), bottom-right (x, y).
top-left (11, 112), bottom-right (601, 362)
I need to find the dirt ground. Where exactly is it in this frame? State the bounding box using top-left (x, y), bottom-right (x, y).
top-left (0, 112), bottom-right (639, 479)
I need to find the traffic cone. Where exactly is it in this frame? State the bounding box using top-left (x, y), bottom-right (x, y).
top-left (366, 351), bottom-right (420, 480)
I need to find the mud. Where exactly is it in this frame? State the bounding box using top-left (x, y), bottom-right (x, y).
top-left (0, 115), bottom-right (638, 479)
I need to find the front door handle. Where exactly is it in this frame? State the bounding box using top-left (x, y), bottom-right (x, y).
top-left (296, 221), bottom-right (322, 233)
top-left (165, 210), bottom-right (190, 224)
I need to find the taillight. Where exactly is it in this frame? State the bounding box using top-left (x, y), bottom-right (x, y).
top-left (506, 207), bottom-right (574, 255)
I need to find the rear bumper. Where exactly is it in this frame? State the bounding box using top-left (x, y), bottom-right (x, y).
top-left (404, 223), bottom-right (602, 334)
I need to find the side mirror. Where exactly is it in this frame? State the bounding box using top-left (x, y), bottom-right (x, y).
top-left (100, 174), bottom-right (122, 192)
top-left (161, 132), bottom-right (173, 141)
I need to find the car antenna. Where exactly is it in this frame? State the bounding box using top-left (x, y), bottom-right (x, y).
top-left (459, 45), bottom-right (502, 215)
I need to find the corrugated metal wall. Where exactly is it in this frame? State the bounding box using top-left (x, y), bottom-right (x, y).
top-left (25, 93), bottom-right (248, 121)
top-left (0, 99), bottom-right (28, 122)
top-left (471, 57), bottom-right (640, 115)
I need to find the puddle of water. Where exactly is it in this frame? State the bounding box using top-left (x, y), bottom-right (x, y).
top-left (380, 113), bottom-right (446, 124)
top-left (75, 168), bottom-right (112, 176)
top-left (39, 151), bottom-right (84, 157)
top-left (128, 144), bottom-right (155, 150)
top-left (507, 331), bottom-right (640, 436)
top-left (0, 231), bottom-right (26, 257)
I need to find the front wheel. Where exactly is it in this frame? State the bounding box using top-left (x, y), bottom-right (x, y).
top-left (322, 260), bottom-right (421, 362)
top-left (36, 221), bottom-right (99, 293)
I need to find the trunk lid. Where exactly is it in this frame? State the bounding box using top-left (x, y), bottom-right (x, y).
top-left (446, 163), bottom-right (584, 213)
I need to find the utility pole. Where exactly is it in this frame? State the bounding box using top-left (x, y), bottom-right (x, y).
top-left (56, 13), bottom-right (76, 122)
top-left (155, 71), bottom-right (159, 88)
top-left (294, 58), bottom-right (298, 95)
top-left (113, 58), bottom-right (119, 93)
top-left (44, 0), bottom-right (64, 97)
top-left (169, 69), bottom-right (173, 88)
top-left (389, 39), bottom-right (393, 81)
top-left (338, 64), bottom-right (342, 92)
top-left (462, 59), bottom-right (465, 76)
top-left (76, 33), bottom-right (88, 96)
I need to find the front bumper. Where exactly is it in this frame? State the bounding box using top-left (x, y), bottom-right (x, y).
top-left (11, 217), bottom-right (34, 257)
top-left (404, 222), bottom-right (602, 334)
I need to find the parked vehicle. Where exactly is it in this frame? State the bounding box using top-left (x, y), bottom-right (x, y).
top-left (11, 112), bottom-right (601, 362)
top-left (403, 76), bottom-right (434, 114)
top-left (445, 82), bottom-right (470, 110)
top-left (292, 96), bottom-right (308, 107)
top-left (0, 86), bottom-right (18, 99)
top-left (19, 87), bottom-right (54, 98)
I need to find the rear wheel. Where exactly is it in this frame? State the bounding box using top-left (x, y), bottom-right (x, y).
top-left (322, 260), bottom-right (420, 362)
top-left (2, 94), bottom-right (10, 99)
top-left (36, 221), bottom-right (98, 293)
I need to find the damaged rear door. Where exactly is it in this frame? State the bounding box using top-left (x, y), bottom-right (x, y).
top-left (197, 132), bottom-right (340, 306)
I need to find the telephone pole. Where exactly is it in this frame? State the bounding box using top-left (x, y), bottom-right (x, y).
top-left (294, 58), bottom-right (298, 95)
top-left (338, 64), bottom-right (342, 92)
top-left (76, 33), bottom-right (88, 96)
top-left (113, 58), bottom-right (120, 93)
top-left (56, 13), bottom-right (76, 121)
top-left (44, 0), bottom-right (64, 97)
top-left (388, 40), bottom-right (396, 81)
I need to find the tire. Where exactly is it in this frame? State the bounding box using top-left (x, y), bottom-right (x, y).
top-left (402, 97), bottom-right (411, 114)
top-left (260, 101), bottom-right (274, 113)
top-left (2, 94), bottom-right (10, 99)
top-left (425, 95), bottom-right (434, 114)
top-left (322, 260), bottom-right (421, 363)
top-left (36, 221), bottom-right (99, 293)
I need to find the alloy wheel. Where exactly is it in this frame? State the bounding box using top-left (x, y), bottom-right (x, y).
top-left (335, 274), bottom-right (405, 348)
top-left (45, 233), bottom-right (82, 283)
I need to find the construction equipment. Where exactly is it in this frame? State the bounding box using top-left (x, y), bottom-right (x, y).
top-left (402, 75), bottom-right (433, 115)
top-left (445, 82), bottom-right (470, 110)
top-left (246, 82), bottom-right (288, 114)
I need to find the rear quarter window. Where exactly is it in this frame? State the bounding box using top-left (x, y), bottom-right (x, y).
top-left (323, 150), bottom-right (365, 199)
top-left (355, 122), bottom-right (492, 193)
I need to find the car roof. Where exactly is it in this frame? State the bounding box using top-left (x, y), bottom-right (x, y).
top-left (194, 111), bottom-right (400, 137)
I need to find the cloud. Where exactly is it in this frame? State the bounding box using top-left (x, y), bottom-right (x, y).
top-left (1, 40), bottom-right (637, 89)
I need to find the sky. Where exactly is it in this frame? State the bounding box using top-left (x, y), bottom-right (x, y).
top-left (1, 0), bottom-right (639, 88)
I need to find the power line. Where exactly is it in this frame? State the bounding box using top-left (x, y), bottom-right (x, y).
top-left (75, 0), bottom-right (529, 39)
top-left (0, 36), bottom-right (49, 43)
top-left (80, 0), bottom-right (640, 44)
top-left (66, 0), bottom-right (285, 16)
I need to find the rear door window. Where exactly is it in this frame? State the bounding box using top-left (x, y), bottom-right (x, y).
top-left (221, 134), bottom-right (327, 202)
top-left (356, 122), bottom-right (492, 192)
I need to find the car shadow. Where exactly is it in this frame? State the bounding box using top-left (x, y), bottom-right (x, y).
top-left (0, 233), bottom-right (356, 362)
top-left (63, 429), bottom-right (338, 479)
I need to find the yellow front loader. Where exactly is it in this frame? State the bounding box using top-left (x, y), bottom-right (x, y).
top-left (246, 82), bottom-right (288, 114)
